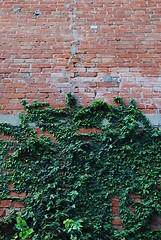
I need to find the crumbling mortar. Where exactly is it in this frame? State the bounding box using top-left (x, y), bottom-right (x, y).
top-left (67, 0), bottom-right (78, 68)
top-left (61, 0), bottom-right (81, 93)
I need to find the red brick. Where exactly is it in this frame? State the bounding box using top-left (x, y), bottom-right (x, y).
top-left (112, 217), bottom-right (122, 225)
top-left (9, 192), bottom-right (19, 198)
top-left (0, 200), bottom-right (11, 208)
top-left (78, 128), bottom-right (102, 134)
top-left (130, 194), bottom-right (141, 199)
top-left (13, 202), bottom-right (25, 208)
top-left (111, 198), bottom-right (120, 207)
top-left (112, 207), bottom-right (119, 216)
top-left (8, 183), bottom-right (14, 191)
top-left (129, 206), bottom-right (135, 214)
top-left (0, 209), bottom-right (5, 217)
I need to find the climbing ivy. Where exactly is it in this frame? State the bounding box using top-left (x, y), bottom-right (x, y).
top-left (0, 93), bottom-right (160, 239)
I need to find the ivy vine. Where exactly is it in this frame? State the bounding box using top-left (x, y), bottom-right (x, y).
top-left (0, 93), bottom-right (160, 239)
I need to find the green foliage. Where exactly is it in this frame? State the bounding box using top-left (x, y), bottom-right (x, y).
top-left (65, 92), bottom-right (78, 109)
top-left (14, 213), bottom-right (34, 240)
top-left (63, 218), bottom-right (83, 240)
top-left (0, 93), bottom-right (160, 239)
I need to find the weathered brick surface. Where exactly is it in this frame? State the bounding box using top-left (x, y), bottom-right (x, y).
top-left (0, 200), bottom-right (11, 208)
top-left (0, 2), bottom-right (161, 230)
top-left (0, 0), bottom-right (161, 114)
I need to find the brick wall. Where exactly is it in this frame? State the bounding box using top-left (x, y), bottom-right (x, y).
top-left (0, 1), bottom-right (161, 234)
top-left (0, 0), bottom-right (161, 116)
